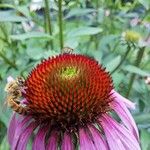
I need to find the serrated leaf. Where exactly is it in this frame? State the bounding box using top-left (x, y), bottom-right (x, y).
top-left (105, 56), bottom-right (121, 72)
top-left (67, 27), bottom-right (103, 37)
top-left (123, 65), bottom-right (149, 76)
top-left (10, 32), bottom-right (52, 41)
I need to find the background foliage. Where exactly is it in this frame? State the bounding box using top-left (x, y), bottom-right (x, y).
top-left (0, 0), bottom-right (150, 149)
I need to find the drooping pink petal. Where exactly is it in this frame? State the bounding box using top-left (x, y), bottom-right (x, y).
top-left (46, 130), bottom-right (58, 150)
top-left (99, 116), bottom-right (126, 150)
top-left (88, 125), bottom-right (109, 150)
top-left (110, 97), bottom-right (139, 140)
top-left (11, 116), bottom-right (32, 150)
top-left (100, 114), bottom-right (141, 150)
top-left (103, 115), bottom-right (140, 150)
top-left (32, 126), bottom-right (48, 150)
top-left (8, 113), bottom-right (17, 146)
top-left (16, 122), bottom-right (37, 150)
top-left (79, 128), bottom-right (96, 150)
top-left (111, 90), bottom-right (135, 109)
top-left (61, 132), bottom-right (74, 150)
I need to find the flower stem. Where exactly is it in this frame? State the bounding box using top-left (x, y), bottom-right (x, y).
top-left (126, 47), bottom-right (145, 98)
top-left (58, 0), bottom-right (64, 51)
top-left (0, 51), bottom-right (17, 69)
top-left (111, 45), bottom-right (131, 74)
top-left (44, 0), bottom-right (53, 49)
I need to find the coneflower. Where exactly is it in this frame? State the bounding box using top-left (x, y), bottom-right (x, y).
top-left (7, 53), bottom-right (140, 150)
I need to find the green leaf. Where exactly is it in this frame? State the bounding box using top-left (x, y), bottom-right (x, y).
top-left (123, 65), bottom-right (149, 76)
top-left (26, 47), bottom-right (44, 60)
top-left (105, 56), bottom-right (121, 72)
top-left (10, 32), bottom-right (52, 41)
top-left (0, 120), bottom-right (7, 144)
top-left (67, 27), bottom-right (103, 37)
top-left (64, 8), bottom-right (95, 19)
top-left (134, 113), bottom-right (150, 124)
top-left (141, 129), bottom-right (150, 150)
top-left (65, 38), bottom-right (79, 49)
top-left (138, 0), bottom-right (150, 10)
top-left (0, 10), bottom-right (27, 22)
top-left (0, 136), bottom-right (9, 150)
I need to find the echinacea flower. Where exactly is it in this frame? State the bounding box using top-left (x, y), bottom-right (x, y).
top-left (7, 53), bottom-right (140, 150)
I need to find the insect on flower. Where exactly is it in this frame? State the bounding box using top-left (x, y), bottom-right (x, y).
top-left (4, 76), bottom-right (28, 115)
top-left (62, 47), bottom-right (74, 54)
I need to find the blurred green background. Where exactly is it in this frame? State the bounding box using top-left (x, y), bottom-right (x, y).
top-left (0, 0), bottom-right (150, 149)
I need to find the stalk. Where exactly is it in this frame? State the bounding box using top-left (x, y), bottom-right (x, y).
top-left (111, 45), bottom-right (131, 74)
top-left (44, 0), bottom-right (53, 49)
top-left (58, 0), bottom-right (64, 51)
top-left (126, 47), bottom-right (145, 97)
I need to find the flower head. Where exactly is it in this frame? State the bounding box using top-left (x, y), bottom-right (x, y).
top-left (7, 54), bottom-right (140, 150)
top-left (122, 30), bottom-right (141, 43)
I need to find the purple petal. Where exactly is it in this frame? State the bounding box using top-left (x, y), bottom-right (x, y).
top-left (16, 122), bottom-right (37, 150)
top-left (111, 90), bottom-right (135, 109)
top-left (111, 97), bottom-right (139, 140)
top-left (11, 116), bottom-right (32, 150)
top-left (46, 131), bottom-right (58, 150)
top-left (20, 98), bottom-right (29, 105)
top-left (61, 132), bottom-right (74, 150)
top-left (103, 115), bottom-right (140, 149)
top-left (88, 125), bottom-right (109, 150)
top-left (99, 116), bottom-right (125, 150)
top-left (79, 128), bottom-right (96, 150)
top-left (8, 113), bottom-right (17, 146)
top-left (32, 126), bottom-right (48, 150)
top-left (99, 114), bottom-right (141, 150)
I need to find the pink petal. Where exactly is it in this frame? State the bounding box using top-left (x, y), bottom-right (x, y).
top-left (111, 90), bottom-right (135, 109)
top-left (16, 122), bottom-right (37, 150)
top-left (61, 132), bottom-right (74, 150)
top-left (46, 131), bottom-right (58, 150)
top-left (88, 125), bottom-right (109, 150)
top-left (100, 114), bottom-right (141, 150)
top-left (32, 126), bottom-right (48, 150)
top-left (11, 116), bottom-right (32, 150)
top-left (111, 98), bottom-right (139, 140)
top-left (79, 128), bottom-right (96, 150)
top-left (7, 113), bottom-right (17, 146)
top-left (99, 116), bottom-right (126, 150)
top-left (104, 115), bottom-right (140, 149)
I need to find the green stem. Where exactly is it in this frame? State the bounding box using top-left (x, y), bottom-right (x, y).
top-left (0, 52), bottom-right (17, 69)
top-left (111, 45), bottom-right (131, 74)
top-left (44, 7), bottom-right (48, 33)
top-left (58, 0), bottom-right (64, 51)
top-left (126, 47), bottom-right (145, 98)
top-left (44, 0), bottom-right (53, 49)
top-left (112, 39), bottom-right (120, 52)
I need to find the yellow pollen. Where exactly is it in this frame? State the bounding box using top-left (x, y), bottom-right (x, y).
top-left (60, 67), bottom-right (78, 79)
